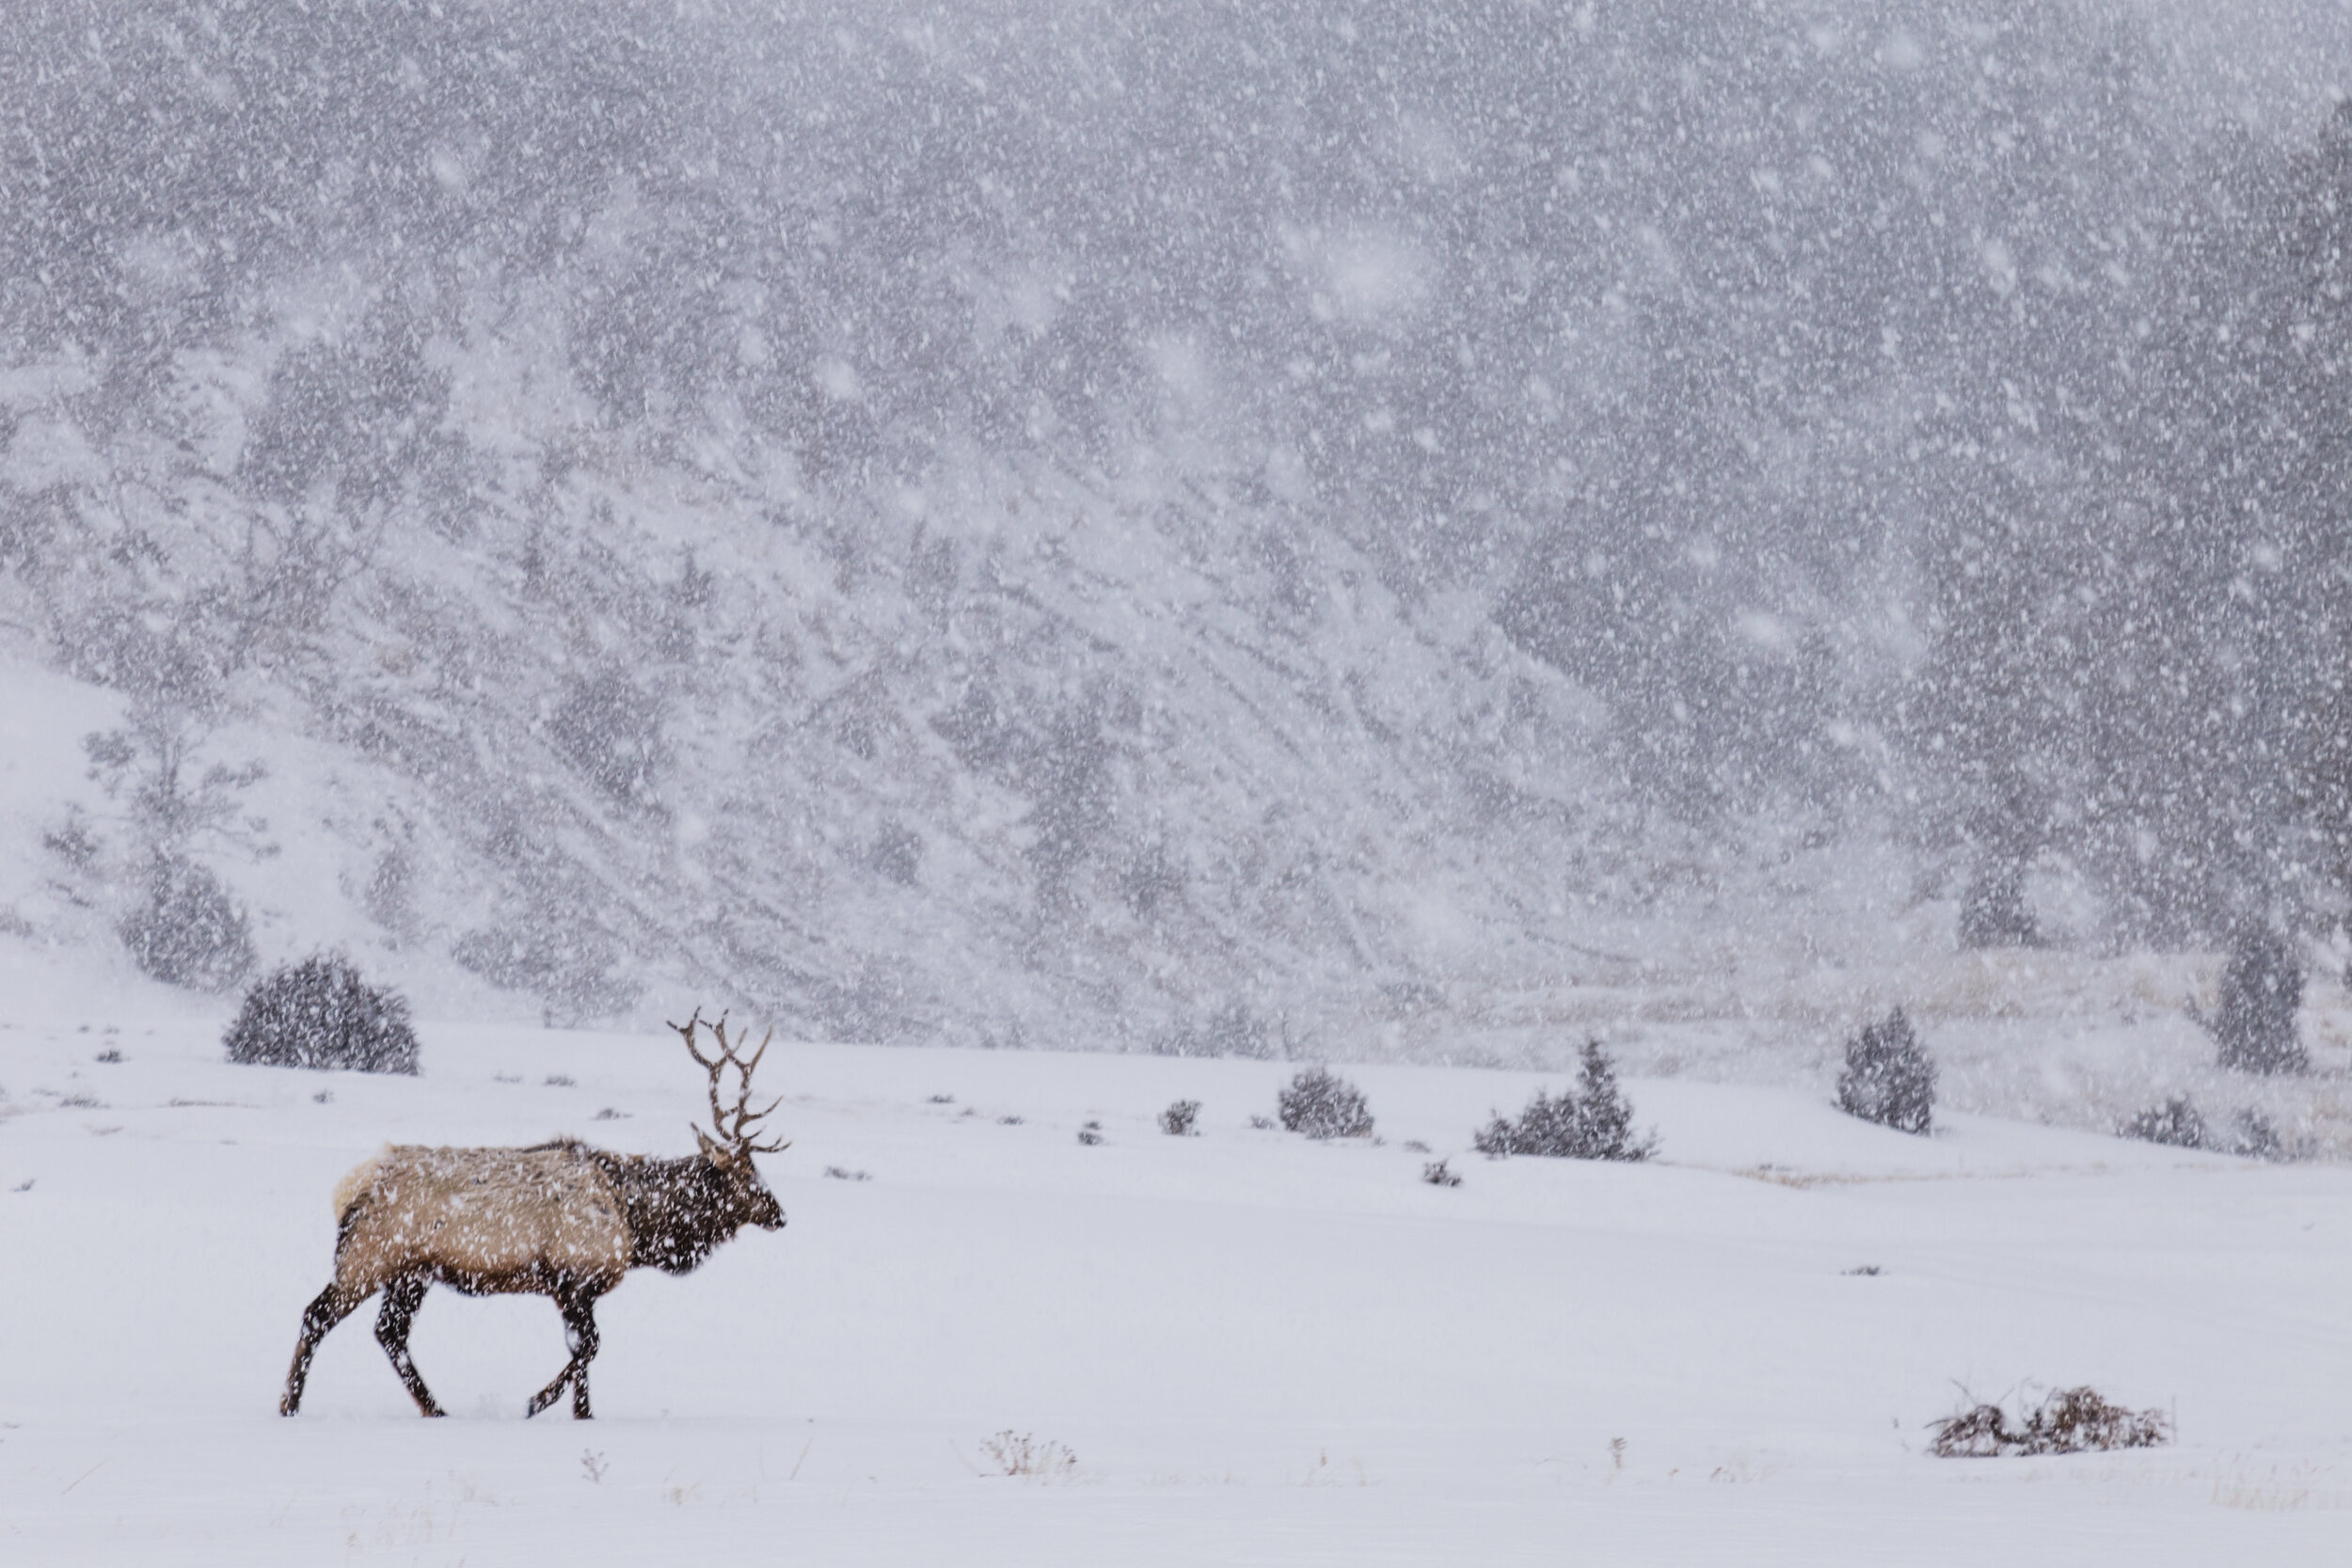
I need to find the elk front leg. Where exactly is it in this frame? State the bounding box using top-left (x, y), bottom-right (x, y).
top-left (527, 1287), bottom-right (602, 1419)
top-left (374, 1275), bottom-right (444, 1417)
top-left (280, 1281), bottom-right (369, 1416)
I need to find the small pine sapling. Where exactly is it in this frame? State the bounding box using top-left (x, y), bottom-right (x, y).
top-left (1836, 1008), bottom-right (1935, 1134)
top-left (1568, 1038), bottom-right (1654, 1161)
top-left (1276, 1068), bottom-right (1374, 1139)
top-left (1473, 1040), bottom-right (1655, 1160)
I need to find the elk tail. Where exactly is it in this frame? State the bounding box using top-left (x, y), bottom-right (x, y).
top-left (330, 1145), bottom-right (394, 1227)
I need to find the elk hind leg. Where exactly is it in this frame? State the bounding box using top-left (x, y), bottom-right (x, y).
top-left (375, 1275), bottom-right (444, 1418)
top-left (527, 1286), bottom-right (602, 1419)
top-left (280, 1281), bottom-right (370, 1416)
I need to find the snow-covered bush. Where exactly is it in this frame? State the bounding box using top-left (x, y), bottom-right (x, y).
top-left (1958, 862), bottom-right (2039, 949)
top-left (1158, 1099), bottom-right (1200, 1136)
top-left (2120, 1098), bottom-right (2292, 1159)
top-left (120, 853), bottom-right (255, 992)
top-left (1472, 1040), bottom-right (1655, 1161)
top-left (2120, 1097), bottom-right (2208, 1148)
top-left (1276, 1068), bottom-right (1373, 1140)
top-left (1930, 1386), bottom-right (2169, 1458)
top-left (1421, 1158), bottom-right (1462, 1187)
top-left (2232, 1111), bottom-right (2285, 1161)
top-left (224, 954), bottom-right (420, 1074)
top-left (2210, 927), bottom-right (2306, 1074)
top-left (1836, 1009), bottom-right (1935, 1135)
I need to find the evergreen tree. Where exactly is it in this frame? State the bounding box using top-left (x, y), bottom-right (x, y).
top-left (119, 853), bottom-right (254, 992)
top-left (2211, 927), bottom-right (2306, 1074)
top-left (1472, 1040), bottom-right (1653, 1161)
top-left (1836, 1008), bottom-right (1936, 1134)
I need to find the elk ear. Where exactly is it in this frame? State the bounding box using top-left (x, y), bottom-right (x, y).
top-left (692, 1126), bottom-right (732, 1165)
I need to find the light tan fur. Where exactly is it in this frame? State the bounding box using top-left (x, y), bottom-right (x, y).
top-left (331, 1146), bottom-right (392, 1221)
top-left (330, 1142), bottom-right (629, 1297)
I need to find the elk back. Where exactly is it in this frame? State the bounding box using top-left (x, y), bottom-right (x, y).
top-left (331, 1141), bottom-right (630, 1295)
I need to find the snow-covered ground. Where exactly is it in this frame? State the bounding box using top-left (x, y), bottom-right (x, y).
top-left (5, 1006), bottom-right (2349, 1565)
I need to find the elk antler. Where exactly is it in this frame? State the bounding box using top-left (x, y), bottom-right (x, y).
top-left (669, 1008), bottom-right (790, 1154)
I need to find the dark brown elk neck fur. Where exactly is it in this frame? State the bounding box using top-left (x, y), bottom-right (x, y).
top-left (552, 1142), bottom-right (784, 1275)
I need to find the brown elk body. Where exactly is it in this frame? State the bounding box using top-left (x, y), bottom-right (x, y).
top-left (278, 1013), bottom-right (787, 1419)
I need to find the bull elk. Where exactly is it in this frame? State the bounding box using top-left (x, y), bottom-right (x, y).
top-left (278, 1011), bottom-right (787, 1419)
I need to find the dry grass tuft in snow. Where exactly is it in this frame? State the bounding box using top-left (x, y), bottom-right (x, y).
top-left (981, 1431), bottom-right (1079, 1481)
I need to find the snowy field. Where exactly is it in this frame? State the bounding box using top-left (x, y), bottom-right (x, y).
top-left (5, 1009), bottom-right (2350, 1565)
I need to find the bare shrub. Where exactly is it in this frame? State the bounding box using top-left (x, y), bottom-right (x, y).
top-left (1077, 1119), bottom-right (1104, 1146)
top-left (1930, 1386), bottom-right (2170, 1457)
top-left (1277, 1067), bottom-right (1374, 1139)
top-left (223, 954), bottom-right (418, 1074)
top-left (1472, 1040), bottom-right (1654, 1161)
top-left (1836, 1008), bottom-right (1935, 1134)
top-left (980, 1431), bottom-right (1077, 1480)
top-left (1159, 1099), bottom-right (1200, 1136)
top-left (1422, 1158), bottom-right (1461, 1187)
top-left (823, 1165), bottom-right (871, 1181)
top-left (1928, 1400), bottom-right (2015, 1458)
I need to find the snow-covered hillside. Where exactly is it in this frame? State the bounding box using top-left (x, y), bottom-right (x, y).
top-left (5, 1011), bottom-right (2347, 1564)
top-left (8, 2), bottom-right (2352, 1062)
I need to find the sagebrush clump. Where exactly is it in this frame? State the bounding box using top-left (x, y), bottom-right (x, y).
top-left (1929, 1386), bottom-right (2170, 1457)
top-left (1277, 1068), bottom-right (1374, 1139)
top-left (1472, 1040), bottom-right (1655, 1161)
top-left (1836, 1008), bottom-right (1935, 1134)
top-left (2120, 1097), bottom-right (2208, 1148)
top-left (1159, 1099), bottom-right (1200, 1135)
top-left (224, 954), bottom-right (420, 1074)
top-left (2120, 1098), bottom-right (2291, 1159)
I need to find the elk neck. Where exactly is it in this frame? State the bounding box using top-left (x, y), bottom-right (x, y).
top-left (579, 1146), bottom-right (780, 1275)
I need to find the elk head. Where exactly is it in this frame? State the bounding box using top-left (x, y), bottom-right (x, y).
top-left (672, 1008), bottom-right (788, 1235)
